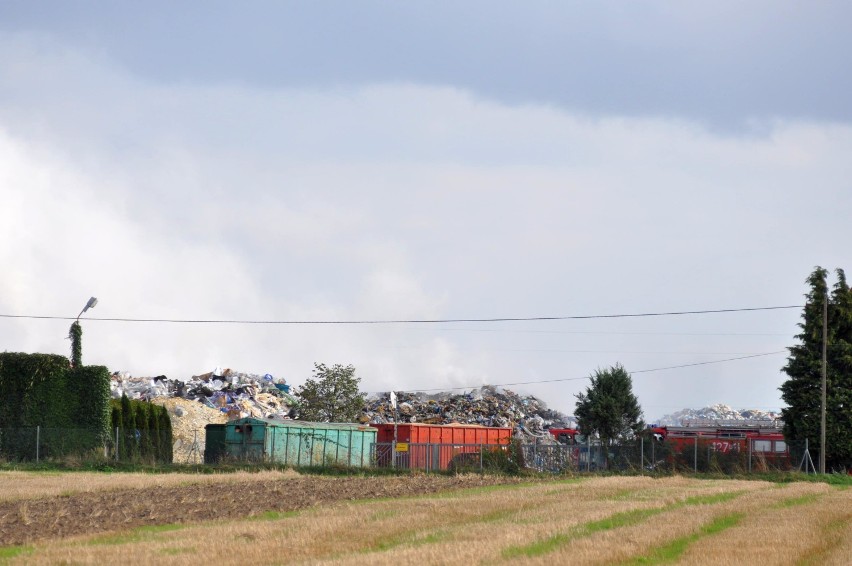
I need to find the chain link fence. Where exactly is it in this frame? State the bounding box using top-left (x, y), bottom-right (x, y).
top-left (0, 427), bottom-right (172, 464)
top-left (0, 428), bottom-right (811, 473)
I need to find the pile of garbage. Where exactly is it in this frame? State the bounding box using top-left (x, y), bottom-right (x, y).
top-left (111, 367), bottom-right (301, 464)
top-left (360, 385), bottom-right (576, 437)
top-left (656, 404), bottom-right (782, 427)
top-left (110, 368), bottom-right (299, 420)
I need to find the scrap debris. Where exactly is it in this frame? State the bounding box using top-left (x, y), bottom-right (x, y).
top-left (360, 386), bottom-right (576, 438)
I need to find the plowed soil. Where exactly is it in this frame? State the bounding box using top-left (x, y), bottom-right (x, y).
top-left (0, 474), bottom-right (522, 546)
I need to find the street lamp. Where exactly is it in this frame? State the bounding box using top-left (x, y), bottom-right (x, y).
top-left (77, 297), bottom-right (98, 321)
top-left (71, 297), bottom-right (97, 367)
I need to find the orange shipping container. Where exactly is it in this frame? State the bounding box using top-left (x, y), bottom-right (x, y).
top-left (371, 423), bottom-right (512, 470)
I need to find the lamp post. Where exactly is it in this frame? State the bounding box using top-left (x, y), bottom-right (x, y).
top-left (70, 297), bottom-right (97, 367)
top-left (77, 297), bottom-right (98, 322)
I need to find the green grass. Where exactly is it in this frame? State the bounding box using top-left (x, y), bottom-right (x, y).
top-left (682, 491), bottom-right (743, 505)
top-left (88, 523), bottom-right (186, 545)
top-left (365, 528), bottom-right (450, 553)
top-left (774, 493), bottom-right (822, 508)
top-left (0, 545), bottom-right (32, 561)
top-left (247, 509), bottom-right (302, 521)
top-left (501, 490), bottom-right (747, 559)
top-left (502, 507), bottom-right (665, 559)
top-left (626, 512), bottom-right (744, 564)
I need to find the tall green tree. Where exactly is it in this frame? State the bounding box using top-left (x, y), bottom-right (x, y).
top-left (295, 363), bottom-right (366, 422)
top-left (574, 363), bottom-right (644, 467)
top-left (781, 267), bottom-right (852, 472)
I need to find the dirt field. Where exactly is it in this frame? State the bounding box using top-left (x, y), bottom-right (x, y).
top-left (0, 472), bottom-right (521, 546)
top-left (0, 472), bottom-right (850, 565)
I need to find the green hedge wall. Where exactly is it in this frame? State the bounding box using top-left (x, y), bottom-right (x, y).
top-left (0, 352), bottom-right (111, 460)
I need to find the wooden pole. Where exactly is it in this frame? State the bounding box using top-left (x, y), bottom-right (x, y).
top-left (820, 293), bottom-right (828, 474)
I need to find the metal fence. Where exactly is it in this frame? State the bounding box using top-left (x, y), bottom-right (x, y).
top-left (372, 442), bottom-right (518, 472)
top-left (0, 427), bottom-right (172, 464)
top-left (0, 428), bottom-right (812, 474)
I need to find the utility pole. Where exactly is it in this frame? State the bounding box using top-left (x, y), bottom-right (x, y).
top-left (820, 294), bottom-right (828, 474)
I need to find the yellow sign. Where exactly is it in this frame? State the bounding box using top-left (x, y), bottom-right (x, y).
top-left (395, 443), bottom-right (409, 452)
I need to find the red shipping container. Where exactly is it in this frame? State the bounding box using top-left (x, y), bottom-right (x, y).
top-left (371, 423), bottom-right (512, 470)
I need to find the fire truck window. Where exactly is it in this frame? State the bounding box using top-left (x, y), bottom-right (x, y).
top-left (558, 433), bottom-right (571, 445)
top-left (753, 440), bottom-right (771, 452)
top-left (774, 440), bottom-right (787, 452)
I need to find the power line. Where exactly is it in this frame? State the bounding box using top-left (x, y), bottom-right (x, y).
top-left (405, 351), bottom-right (787, 392)
top-left (0, 305), bottom-right (803, 325)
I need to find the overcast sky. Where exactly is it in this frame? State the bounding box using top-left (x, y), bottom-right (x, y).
top-left (1, 2), bottom-right (850, 421)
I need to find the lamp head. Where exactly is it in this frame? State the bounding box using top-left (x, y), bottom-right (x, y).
top-left (83, 297), bottom-right (98, 312)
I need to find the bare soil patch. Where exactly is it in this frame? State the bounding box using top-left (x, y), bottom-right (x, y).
top-left (0, 473), bottom-right (522, 546)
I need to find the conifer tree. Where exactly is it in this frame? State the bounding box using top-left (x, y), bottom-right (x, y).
top-left (135, 403), bottom-right (152, 460)
top-left (574, 363), bottom-right (644, 467)
top-left (119, 393), bottom-right (134, 460)
top-left (147, 404), bottom-right (161, 462)
top-left (158, 407), bottom-right (173, 463)
top-left (781, 267), bottom-right (852, 471)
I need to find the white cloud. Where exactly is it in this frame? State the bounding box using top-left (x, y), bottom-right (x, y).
top-left (1, 35), bottom-right (850, 418)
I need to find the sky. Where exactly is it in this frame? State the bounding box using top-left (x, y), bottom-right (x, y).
top-left (1, 2), bottom-right (850, 421)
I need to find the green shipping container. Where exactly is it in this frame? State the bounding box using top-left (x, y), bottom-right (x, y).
top-left (221, 418), bottom-right (376, 467)
top-left (204, 424), bottom-right (227, 464)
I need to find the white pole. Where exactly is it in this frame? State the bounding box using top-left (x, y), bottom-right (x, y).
top-left (393, 406), bottom-right (398, 469)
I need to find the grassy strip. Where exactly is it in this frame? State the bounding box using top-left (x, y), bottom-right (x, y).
top-left (626, 512), bottom-right (744, 564)
top-left (367, 529), bottom-right (450, 553)
top-left (0, 545), bottom-right (32, 561)
top-left (773, 493), bottom-right (822, 508)
top-left (503, 507), bottom-right (665, 559)
top-left (88, 523), bottom-right (186, 546)
top-left (247, 510), bottom-right (301, 521)
top-left (502, 490), bottom-right (746, 559)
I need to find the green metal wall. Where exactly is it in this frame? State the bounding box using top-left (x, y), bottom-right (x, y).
top-left (222, 418), bottom-right (376, 467)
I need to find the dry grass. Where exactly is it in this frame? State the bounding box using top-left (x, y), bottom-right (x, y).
top-left (2, 475), bottom-right (850, 565)
top-left (0, 469), bottom-right (300, 502)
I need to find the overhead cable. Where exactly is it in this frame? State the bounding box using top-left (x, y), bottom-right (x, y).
top-left (0, 305), bottom-right (802, 325)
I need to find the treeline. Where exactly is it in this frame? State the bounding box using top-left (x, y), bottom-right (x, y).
top-left (110, 394), bottom-right (173, 463)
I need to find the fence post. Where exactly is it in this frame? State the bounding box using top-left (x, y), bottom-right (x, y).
top-left (587, 436), bottom-right (591, 472)
top-left (748, 439), bottom-right (752, 473)
top-left (479, 443), bottom-right (483, 472)
top-left (36, 425), bottom-right (40, 462)
top-left (115, 427), bottom-right (119, 461)
top-left (640, 436), bottom-right (644, 471)
top-left (693, 437), bottom-right (697, 473)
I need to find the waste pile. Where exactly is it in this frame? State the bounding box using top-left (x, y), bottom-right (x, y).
top-left (111, 368), bottom-right (299, 464)
top-left (150, 397), bottom-right (227, 464)
top-left (361, 385), bottom-right (576, 439)
top-left (656, 404), bottom-right (782, 427)
top-left (110, 368), bottom-right (298, 420)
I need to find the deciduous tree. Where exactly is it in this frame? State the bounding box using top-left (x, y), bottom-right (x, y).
top-left (295, 363), bottom-right (366, 423)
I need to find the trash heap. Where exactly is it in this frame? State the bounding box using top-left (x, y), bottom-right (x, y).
top-left (360, 385), bottom-right (575, 437)
top-left (656, 404), bottom-right (782, 426)
top-left (110, 368), bottom-right (299, 420)
top-left (111, 368), bottom-right (299, 464)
